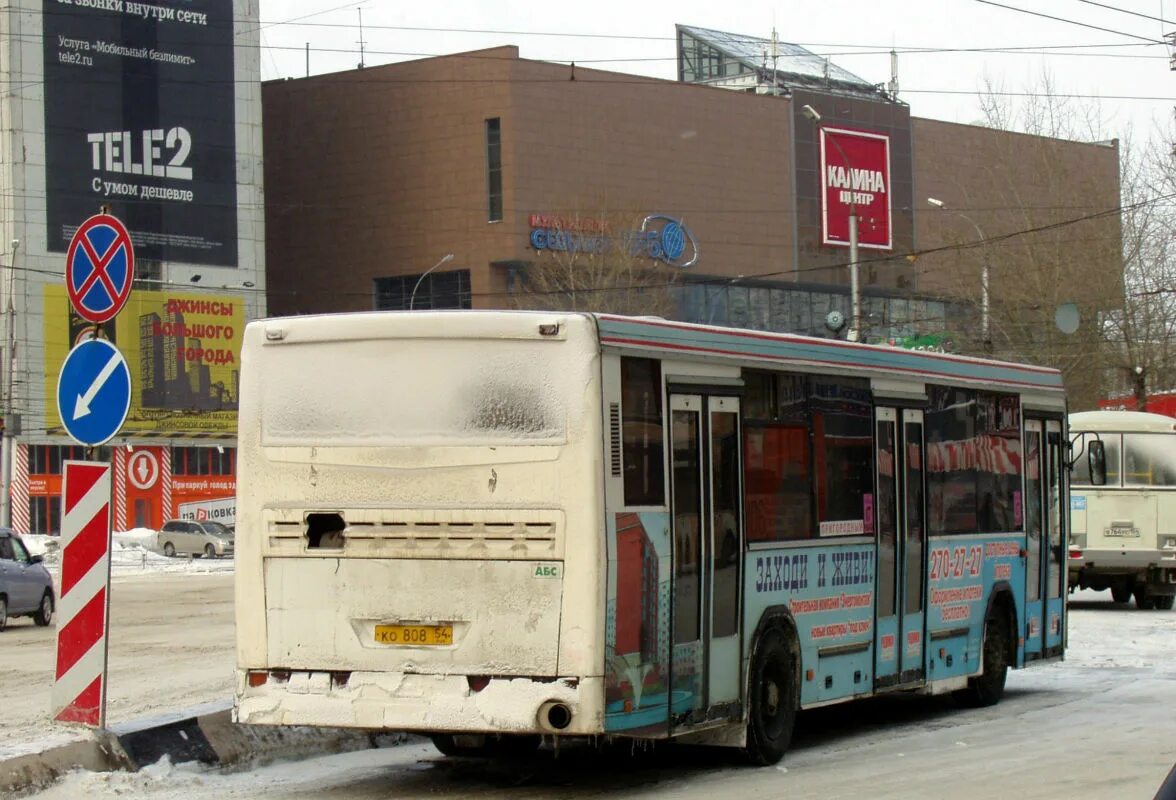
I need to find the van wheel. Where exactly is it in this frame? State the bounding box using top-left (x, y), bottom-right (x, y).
top-left (204, 543), bottom-right (216, 558)
top-left (163, 542), bottom-right (176, 557)
top-left (956, 608), bottom-right (1009, 707)
top-left (1136, 589), bottom-right (1157, 610)
top-left (745, 626), bottom-right (798, 766)
top-left (0, 596), bottom-right (7, 631)
top-left (1111, 585), bottom-right (1133, 604)
top-left (1154, 595), bottom-right (1174, 611)
top-left (33, 592), bottom-right (53, 627)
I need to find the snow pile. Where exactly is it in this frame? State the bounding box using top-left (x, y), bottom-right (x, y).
top-left (21, 533), bottom-right (61, 559)
top-left (36, 755), bottom-right (212, 799)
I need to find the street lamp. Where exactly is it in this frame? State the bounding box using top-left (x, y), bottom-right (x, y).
top-left (802, 104), bottom-right (862, 343)
top-left (409, 253), bottom-right (455, 310)
top-left (927, 197), bottom-right (991, 354)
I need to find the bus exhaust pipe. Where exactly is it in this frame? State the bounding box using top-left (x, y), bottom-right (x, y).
top-left (540, 701), bottom-right (573, 730)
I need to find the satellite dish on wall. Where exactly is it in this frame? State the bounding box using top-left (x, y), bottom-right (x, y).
top-left (1055, 303), bottom-right (1080, 335)
top-left (825, 309), bottom-right (847, 334)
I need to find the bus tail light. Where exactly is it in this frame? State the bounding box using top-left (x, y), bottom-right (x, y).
top-left (467, 675), bottom-right (490, 693)
top-left (247, 671), bottom-right (268, 688)
top-left (1069, 548), bottom-right (1084, 561)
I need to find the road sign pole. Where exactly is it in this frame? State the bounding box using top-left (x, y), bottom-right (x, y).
top-left (54, 213), bottom-right (134, 730)
top-left (51, 461), bottom-right (113, 728)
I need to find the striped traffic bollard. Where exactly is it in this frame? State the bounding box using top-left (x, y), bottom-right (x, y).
top-left (51, 461), bottom-right (113, 727)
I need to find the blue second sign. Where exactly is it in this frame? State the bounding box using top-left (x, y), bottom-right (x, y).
top-left (56, 338), bottom-right (132, 447)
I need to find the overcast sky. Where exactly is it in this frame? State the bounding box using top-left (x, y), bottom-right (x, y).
top-left (255, 0), bottom-right (1176, 141)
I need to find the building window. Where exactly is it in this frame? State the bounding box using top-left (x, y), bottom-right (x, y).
top-left (172, 446), bottom-right (235, 476)
top-left (28, 445), bottom-right (100, 475)
top-left (132, 258), bottom-right (163, 288)
top-left (374, 269), bottom-right (472, 311)
top-left (486, 118), bottom-right (503, 222)
top-left (29, 496), bottom-right (60, 535)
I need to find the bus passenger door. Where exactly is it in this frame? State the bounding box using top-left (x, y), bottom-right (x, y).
top-left (1043, 420), bottom-right (1066, 656)
top-left (874, 407), bottom-right (928, 688)
top-left (1020, 421), bottom-right (1048, 658)
top-left (669, 393), bottom-right (743, 729)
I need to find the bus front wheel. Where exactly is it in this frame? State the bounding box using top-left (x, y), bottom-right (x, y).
top-left (745, 626), bottom-right (798, 766)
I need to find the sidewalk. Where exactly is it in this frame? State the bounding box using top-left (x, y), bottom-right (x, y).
top-left (0, 702), bottom-right (397, 796)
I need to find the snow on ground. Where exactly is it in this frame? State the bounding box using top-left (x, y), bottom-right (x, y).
top-left (19, 590), bottom-right (1176, 799)
top-left (0, 532), bottom-right (236, 756)
top-left (22, 528), bottom-right (234, 577)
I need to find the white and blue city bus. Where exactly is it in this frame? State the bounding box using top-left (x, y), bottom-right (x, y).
top-left (235, 311), bottom-right (1068, 765)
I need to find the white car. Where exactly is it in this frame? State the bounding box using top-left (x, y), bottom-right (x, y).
top-left (157, 519), bottom-right (235, 558)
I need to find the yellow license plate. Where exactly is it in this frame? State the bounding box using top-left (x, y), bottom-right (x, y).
top-left (373, 624), bottom-right (453, 646)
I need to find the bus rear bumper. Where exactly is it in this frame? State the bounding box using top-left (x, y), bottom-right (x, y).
top-left (234, 670), bottom-right (604, 736)
top-left (1070, 547), bottom-right (1171, 574)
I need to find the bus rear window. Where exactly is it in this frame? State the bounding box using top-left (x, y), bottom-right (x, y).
top-left (258, 339), bottom-right (571, 447)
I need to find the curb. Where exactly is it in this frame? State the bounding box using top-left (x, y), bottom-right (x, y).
top-left (1, 702), bottom-right (400, 796)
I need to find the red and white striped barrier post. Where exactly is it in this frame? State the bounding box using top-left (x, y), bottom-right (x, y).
top-left (51, 461), bottom-right (113, 727)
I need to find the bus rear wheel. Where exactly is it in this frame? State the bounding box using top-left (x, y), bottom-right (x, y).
top-left (1153, 595), bottom-right (1174, 611)
top-left (1135, 589), bottom-right (1157, 610)
top-left (1111, 584), bottom-right (1133, 604)
top-left (745, 626), bottom-right (798, 766)
top-left (430, 733), bottom-right (541, 758)
top-left (956, 608), bottom-right (1009, 708)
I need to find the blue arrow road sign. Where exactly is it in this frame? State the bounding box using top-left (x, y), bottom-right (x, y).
top-left (57, 338), bottom-right (131, 447)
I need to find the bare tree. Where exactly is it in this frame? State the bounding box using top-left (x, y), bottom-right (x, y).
top-left (941, 70), bottom-right (1128, 410)
top-left (509, 207), bottom-right (684, 317)
top-left (1101, 127), bottom-right (1176, 410)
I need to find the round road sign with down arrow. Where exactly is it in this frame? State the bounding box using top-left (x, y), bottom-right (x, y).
top-left (57, 338), bottom-right (131, 447)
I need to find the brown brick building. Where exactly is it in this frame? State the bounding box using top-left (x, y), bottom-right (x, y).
top-left (262, 28), bottom-right (1121, 403)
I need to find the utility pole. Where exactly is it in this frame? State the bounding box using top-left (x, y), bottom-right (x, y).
top-left (356, 8), bottom-right (366, 69)
top-left (802, 104), bottom-right (862, 342)
top-left (1, 239), bottom-right (19, 528)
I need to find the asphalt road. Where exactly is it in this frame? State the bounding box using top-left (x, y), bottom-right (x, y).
top-left (0, 570), bottom-right (235, 751)
top-left (6, 576), bottom-right (1176, 799)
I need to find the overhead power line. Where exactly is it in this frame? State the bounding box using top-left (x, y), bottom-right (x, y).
top-left (1070, 0), bottom-right (1172, 26)
top-left (974, 0), bottom-right (1167, 44)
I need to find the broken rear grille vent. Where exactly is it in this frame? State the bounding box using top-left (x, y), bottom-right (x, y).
top-left (266, 515), bottom-right (563, 559)
top-left (609, 402), bottom-right (622, 477)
